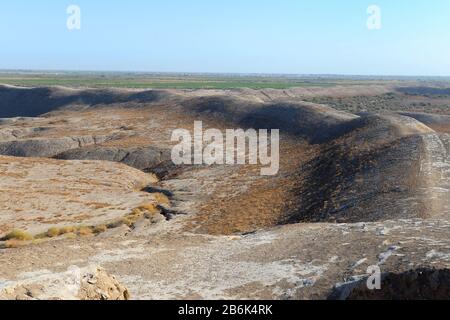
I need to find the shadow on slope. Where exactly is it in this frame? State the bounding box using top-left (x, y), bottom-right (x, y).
top-left (0, 85), bottom-right (168, 118)
top-left (55, 145), bottom-right (171, 171)
top-left (397, 86), bottom-right (450, 96)
top-left (283, 114), bottom-right (443, 224)
top-left (0, 86), bottom-right (361, 144)
top-left (329, 268), bottom-right (450, 300)
top-left (398, 112), bottom-right (450, 134)
top-left (181, 95), bottom-right (359, 143)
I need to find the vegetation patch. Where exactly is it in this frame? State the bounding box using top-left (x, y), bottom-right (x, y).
top-left (0, 73), bottom-right (338, 90)
top-left (1, 229), bottom-right (33, 241)
top-left (0, 198), bottom-right (168, 249)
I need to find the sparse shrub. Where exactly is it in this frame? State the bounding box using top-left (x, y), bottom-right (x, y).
top-left (93, 225), bottom-right (107, 234)
top-left (121, 217), bottom-right (134, 227)
top-left (154, 193), bottom-right (170, 206)
top-left (144, 211), bottom-right (158, 219)
top-left (34, 232), bottom-right (48, 239)
top-left (59, 226), bottom-right (77, 234)
top-left (107, 219), bottom-right (125, 229)
top-left (77, 226), bottom-right (94, 236)
top-left (138, 203), bottom-right (159, 214)
top-left (40, 226), bottom-right (76, 239)
top-left (107, 211), bottom-right (141, 229)
top-left (2, 229), bottom-right (33, 241)
top-left (64, 233), bottom-right (77, 239)
top-left (46, 227), bottom-right (61, 238)
top-left (130, 208), bottom-right (143, 217)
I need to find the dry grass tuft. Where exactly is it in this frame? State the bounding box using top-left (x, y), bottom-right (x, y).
top-left (154, 193), bottom-right (170, 206)
top-left (59, 226), bottom-right (77, 234)
top-left (64, 233), bottom-right (77, 239)
top-left (46, 227), bottom-right (61, 238)
top-left (107, 219), bottom-right (125, 229)
top-left (2, 229), bottom-right (33, 241)
top-left (130, 208), bottom-right (143, 216)
top-left (93, 225), bottom-right (107, 234)
top-left (77, 226), bottom-right (94, 236)
top-left (2, 200), bottom-right (166, 248)
top-left (138, 203), bottom-right (160, 214)
top-left (121, 217), bottom-right (134, 227)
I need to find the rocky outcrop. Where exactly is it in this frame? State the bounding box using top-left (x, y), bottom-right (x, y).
top-left (56, 146), bottom-right (171, 170)
top-left (0, 266), bottom-right (129, 300)
top-left (0, 126), bottom-right (51, 141)
top-left (0, 135), bottom-right (108, 157)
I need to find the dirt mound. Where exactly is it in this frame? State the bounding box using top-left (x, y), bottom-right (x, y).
top-left (0, 85), bottom-right (169, 118)
top-left (55, 145), bottom-right (171, 171)
top-left (0, 155), bottom-right (159, 236)
top-left (290, 135), bottom-right (425, 223)
top-left (181, 95), bottom-right (358, 143)
top-left (398, 112), bottom-right (450, 133)
top-left (238, 102), bottom-right (357, 143)
top-left (399, 112), bottom-right (450, 125)
top-left (332, 113), bottom-right (435, 142)
top-left (0, 135), bottom-right (108, 158)
top-left (285, 114), bottom-right (448, 223)
top-left (0, 266), bottom-right (129, 300)
top-left (180, 95), bottom-right (260, 122)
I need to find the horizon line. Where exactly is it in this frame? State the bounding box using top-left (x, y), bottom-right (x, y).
top-left (1, 68), bottom-right (450, 80)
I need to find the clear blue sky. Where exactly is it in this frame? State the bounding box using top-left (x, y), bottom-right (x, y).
top-left (1, 0), bottom-right (450, 76)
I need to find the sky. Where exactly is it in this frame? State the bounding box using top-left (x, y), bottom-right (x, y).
top-left (0, 0), bottom-right (450, 76)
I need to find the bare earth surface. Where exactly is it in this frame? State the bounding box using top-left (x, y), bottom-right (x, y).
top-left (0, 82), bottom-right (449, 300)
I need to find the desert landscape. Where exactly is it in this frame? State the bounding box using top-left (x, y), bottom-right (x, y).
top-left (0, 75), bottom-right (449, 300)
